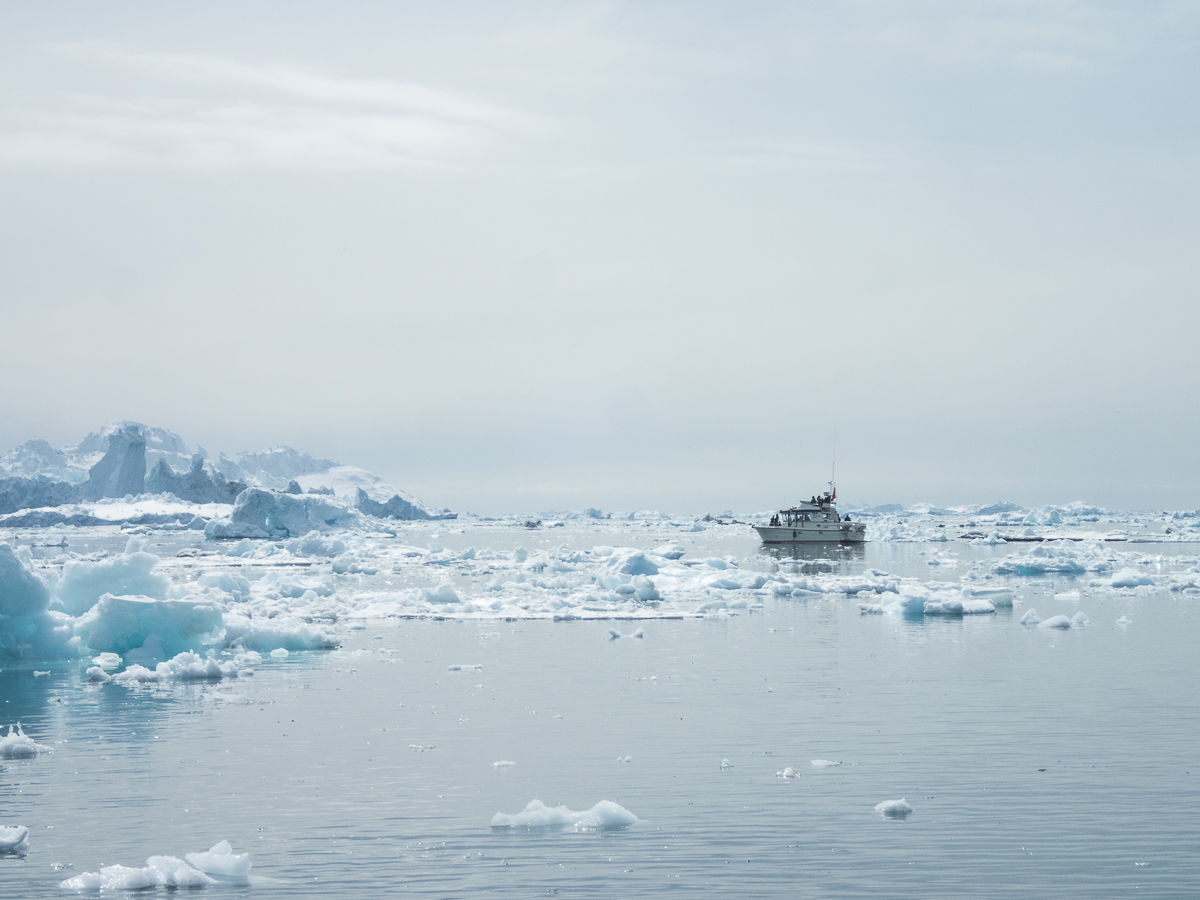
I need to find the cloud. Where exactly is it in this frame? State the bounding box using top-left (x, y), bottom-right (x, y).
top-left (0, 43), bottom-right (548, 170)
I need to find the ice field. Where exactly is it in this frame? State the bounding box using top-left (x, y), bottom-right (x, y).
top-left (2, 424), bottom-right (1199, 896)
top-left (2, 513), bottom-right (1199, 898)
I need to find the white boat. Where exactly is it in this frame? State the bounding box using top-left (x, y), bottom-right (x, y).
top-left (754, 490), bottom-right (866, 544)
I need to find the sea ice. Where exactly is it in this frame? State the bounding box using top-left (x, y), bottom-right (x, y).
top-left (0, 723), bottom-right (49, 758)
top-left (61, 850), bottom-right (226, 890)
top-left (109, 651), bottom-right (239, 684)
top-left (1037, 615), bottom-right (1074, 630)
top-left (875, 798), bottom-right (913, 818)
top-left (185, 840), bottom-right (253, 877)
top-left (55, 536), bottom-right (171, 616)
top-left (777, 767), bottom-right (799, 778)
top-left (0, 825), bottom-right (29, 853)
top-left (1020, 609), bottom-right (1042, 626)
top-left (811, 759), bottom-right (841, 767)
top-left (490, 799), bottom-right (638, 831)
top-left (73, 593), bottom-right (225, 660)
top-left (1110, 568), bottom-right (1154, 588)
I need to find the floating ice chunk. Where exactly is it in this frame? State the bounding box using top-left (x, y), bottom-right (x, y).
top-left (1071, 612), bottom-right (1090, 627)
top-left (61, 864), bottom-right (158, 891)
top-left (703, 557), bottom-right (728, 570)
top-left (1054, 590), bottom-right (1081, 603)
top-left (0, 543), bottom-right (51, 617)
top-left (777, 767), bottom-right (799, 778)
top-left (617, 755), bottom-right (633, 763)
top-left (1110, 568), bottom-right (1154, 588)
top-left (0, 825), bottom-right (29, 853)
top-left (923, 598), bottom-right (964, 616)
top-left (875, 798), bottom-right (913, 818)
top-left (490, 799), bottom-right (638, 831)
top-left (73, 593), bottom-right (225, 660)
top-left (447, 663), bottom-right (483, 671)
top-left (270, 648), bottom-right (290, 658)
top-left (185, 840), bottom-right (252, 877)
top-left (0, 723), bottom-right (48, 758)
top-left (61, 853), bottom-right (218, 891)
top-left (56, 539), bottom-right (170, 616)
top-left (146, 856), bottom-right (218, 886)
top-left (422, 583), bottom-right (462, 605)
top-left (1037, 615), bottom-right (1073, 629)
top-left (91, 651), bottom-right (122, 668)
top-left (86, 666), bottom-right (111, 682)
top-left (111, 651), bottom-right (238, 684)
top-left (1116, 615), bottom-right (1132, 626)
top-left (654, 543), bottom-right (686, 560)
top-left (605, 549), bottom-right (659, 576)
top-left (965, 586), bottom-right (1013, 607)
top-left (720, 758), bottom-right (733, 769)
top-left (492, 760), bottom-right (515, 768)
top-left (1020, 609), bottom-right (1042, 626)
top-left (811, 759), bottom-right (842, 768)
top-left (607, 628), bottom-right (644, 640)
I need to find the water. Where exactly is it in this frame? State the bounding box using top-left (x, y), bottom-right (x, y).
top-left (2, 533), bottom-right (1198, 897)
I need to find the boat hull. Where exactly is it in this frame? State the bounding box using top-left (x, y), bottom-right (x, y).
top-left (754, 523), bottom-right (866, 544)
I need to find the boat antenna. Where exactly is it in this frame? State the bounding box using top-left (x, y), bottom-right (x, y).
top-left (829, 428), bottom-right (837, 501)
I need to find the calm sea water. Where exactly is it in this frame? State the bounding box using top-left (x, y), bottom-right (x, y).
top-left (2, 532), bottom-right (1198, 898)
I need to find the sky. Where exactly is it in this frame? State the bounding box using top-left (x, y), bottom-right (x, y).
top-left (1, 1), bottom-right (1197, 515)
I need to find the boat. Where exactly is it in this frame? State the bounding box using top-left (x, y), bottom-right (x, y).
top-left (754, 488), bottom-right (866, 544)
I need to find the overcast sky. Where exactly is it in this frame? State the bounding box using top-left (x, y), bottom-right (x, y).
top-left (1, 2), bottom-right (1197, 514)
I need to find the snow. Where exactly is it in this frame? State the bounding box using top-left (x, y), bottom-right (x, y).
top-left (491, 799), bottom-right (638, 830)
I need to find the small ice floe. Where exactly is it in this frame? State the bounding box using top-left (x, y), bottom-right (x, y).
top-left (1038, 615), bottom-right (1074, 630)
top-left (492, 760), bottom-right (516, 768)
top-left (875, 798), bottom-right (913, 819)
top-left (62, 841), bottom-right (252, 890)
top-left (1020, 609), bottom-right (1042, 626)
top-left (964, 587), bottom-right (1014, 608)
top-left (270, 648), bottom-right (290, 659)
top-left (776, 767), bottom-right (799, 778)
top-left (0, 825), bottom-right (30, 854)
top-left (811, 759), bottom-right (842, 768)
top-left (1116, 615), bottom-right (1132, 626)
top-left (86, 666), bottom-right (111, 683)
top-left (448, 664), bottom-right (483, 672)
top-left (33, 670), bottom-right (50, 677)
top-left (186, 840), bottom-right (253, 877)
top-left (91, 652), bottom-right (121, 669)
top-left (607, 628), bottom-right (644, 640)
top-left (111, 651), bottom-right (239, 685)
top-left (1054, 590), bottom-right (1081, 603)
top-left (1071, 611), bottom-right (1090, 627)
top-left (490, 799), bottom-right (638, 831)
top-left (1110, 568), bottom-right (1154, 589)
top-left (617, 755), bottom-right (633, 764)
top-left (654, 543), bottom-right (686, 560)
top-left (0, 724), bottom-right (48, 759)
top-left (720, 758), bottom-right (734, 770)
